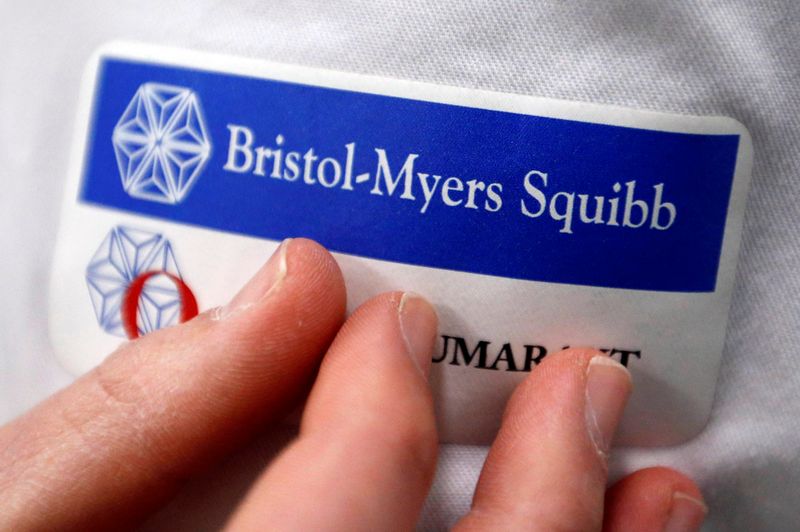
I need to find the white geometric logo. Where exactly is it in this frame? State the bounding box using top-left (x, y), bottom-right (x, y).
top-left (86, 226), bottom-right (184, 337)
top-left (112, 83), bottom-right (211, 204)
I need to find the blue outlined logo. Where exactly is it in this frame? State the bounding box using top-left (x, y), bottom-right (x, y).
top-left (112, 83), bottom-right (211, 204)
top-left (86, 226), bottom-right (189, 337)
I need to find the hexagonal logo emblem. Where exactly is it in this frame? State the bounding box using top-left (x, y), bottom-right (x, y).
top-left (86, 226), bottom-right (187, 337)
top-left (112, 83), bottom-right (211, 204)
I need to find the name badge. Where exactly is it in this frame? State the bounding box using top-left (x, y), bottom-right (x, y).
top-left (50, 42), bottom-right (753, 445)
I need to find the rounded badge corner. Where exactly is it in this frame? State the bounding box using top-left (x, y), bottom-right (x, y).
top-left (46, 305), bottom-right (84, 379)
top-left (716, 114), bottom-right (753, 152)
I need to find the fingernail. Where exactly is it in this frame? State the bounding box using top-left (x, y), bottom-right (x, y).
top-left (219, 239), bottom-right (290, 318)
top-left (664, 492), bottom-right (708, 532)
top-left (398, 292), bottom-right (438, 377)
top-left (585, 355), bottom-right (632, 457)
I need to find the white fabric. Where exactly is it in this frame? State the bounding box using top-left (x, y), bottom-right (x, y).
top-left (1, 1), bottom-right (798, 529)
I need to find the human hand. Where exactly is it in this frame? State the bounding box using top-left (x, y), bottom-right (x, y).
top-left (0, 239), bottom-right (707, 531)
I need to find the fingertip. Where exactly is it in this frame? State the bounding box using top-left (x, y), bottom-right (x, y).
top-left (214, 237), bottom-right (346, 326)
top-left (307, 290), bottom-right (435, 395)
top-left (219, 239), bottom-right (289, 318)
top-left (506, 347), bottom-right (629, 422)
top-left (286, 238), bottom-right (344, 281)
top-left (230, 289), bottom-right (439, 531)
top-left (610, 466), bottom-right (703, 501)
top-left (586, 355), bottom-right (632, 457)
top-left (282, 237), bottom-right (347, 317)
top-left (668, 491), bottom-right (708, 532)
top-left (303, 291), bottom-right (438, 446)
top-left (398, 292), bottom-right (438, 377)
top-left (605, 467), bottom-right (706, 532)
top-left (458, 346), bottom-right (634, 531)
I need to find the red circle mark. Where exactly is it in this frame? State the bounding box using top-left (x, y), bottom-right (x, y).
top-left (121, 270), bottom-right (199, 340)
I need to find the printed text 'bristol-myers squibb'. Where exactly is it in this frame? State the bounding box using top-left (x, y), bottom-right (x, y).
top-left (224, 125), bottom-right (677, 235)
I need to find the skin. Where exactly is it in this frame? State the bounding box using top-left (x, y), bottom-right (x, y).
top-left (0, 239), bottom-right (707, 531)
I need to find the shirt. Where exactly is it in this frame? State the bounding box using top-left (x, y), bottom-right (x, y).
top-left (1, 1), bottom-right (798, 529)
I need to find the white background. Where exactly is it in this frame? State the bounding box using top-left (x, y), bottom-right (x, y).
top-left (1, 1), bottom-right (799, 529)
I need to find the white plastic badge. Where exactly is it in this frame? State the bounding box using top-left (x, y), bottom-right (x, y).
top-left (50, 42), bottom-right (753, 445)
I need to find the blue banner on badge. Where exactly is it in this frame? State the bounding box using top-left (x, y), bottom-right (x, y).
top-left (79, 58), bottom-right (740, 292)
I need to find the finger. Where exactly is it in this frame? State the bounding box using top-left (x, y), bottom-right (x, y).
top-left (454, 348), bottom-right (632, 531)
top-left (0, 238), bottom-right (346, 531)
top-left (603, 467), bottom-right (707, 532)
top-left (227, 292), bottom-right (439, 531)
